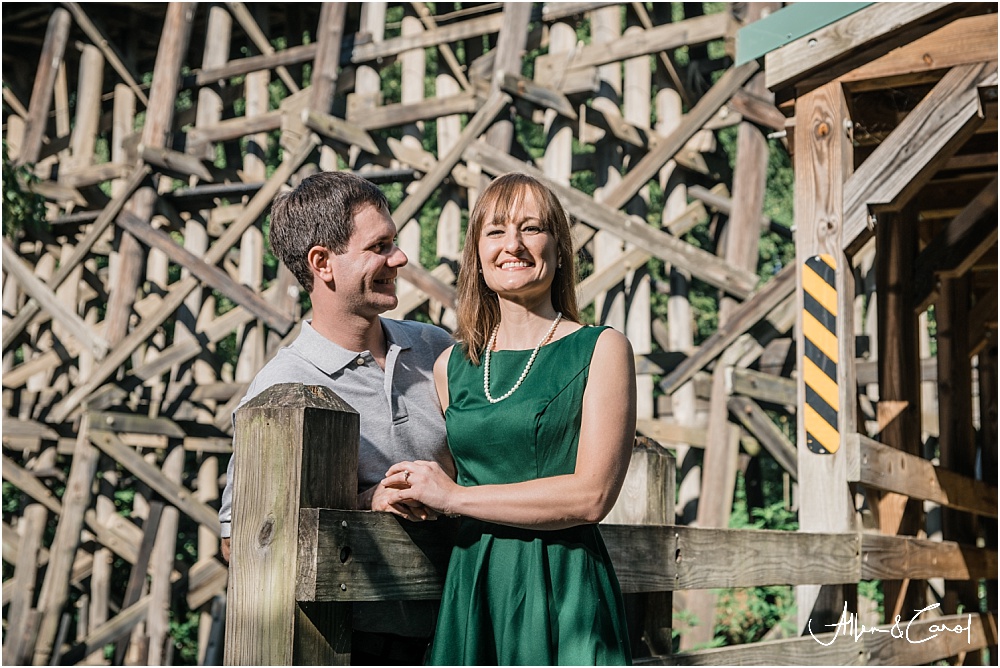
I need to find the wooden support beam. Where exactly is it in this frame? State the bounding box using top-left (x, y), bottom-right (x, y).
top-left (103, 3), bottom-right (196, 347)
top-left (303, 109), bottom-right (379, 155)
top-left (410, 2), bottom-right (472, 90)
top-left (636, 419), bottom-right (708, 449)
top-left (2, 504), bottom-right (48, 666)
top-left (196, 43), bottom-right (318, 86)
top-left (115, 210), bottom-right (293, 334)
top-left (603, 61), bottom-right (760, 212)
top-left (728, 396), bottom-right (797, 479)
top-left (575, 201), bottom-right (708, 308)
top-left (353, 92), bottom-right (480, 131)
top-left (838, 13), bottom-right (999, 93)
top-left (88, 428), bottom-right (220, 533)
top-left (62, 3), bottom-right (148, 106)
top-left (1, 240), bottom-right (109, 360)
top-left (32, 417), bottom-right (98, 665)
top-left (466, 142), bottom-right (758, 298)
top-left (913, 176), bottom-right (999, 311)
top-left (47, 133), bottom-right (319, 424)
top-left (660, 265), bottom-right (795, 395)
top-left (0, 164), bottom-right (153, 355)
top-left (187, 110), bottom-right (283, 147)
top-left (226, 2), bottom-right (299, 93)
top-left (843, 61), bottom-right (996, 254)
top-left (500, 73), bottom-right (577, 120)
top-left (688, 184), bottom-right (792, 239)
top-left (793, 79), bottom-right (857, 634)
top-left (535, 13), bottom-right (732, 86)
top-left (393, 88), bottom-right (510, 228)
top-left (138, 144), bottom-right (213, 182)
top-left (18, 8), bottom-right (72, 166)
top-left (351, 11), bottom-right (504, 63)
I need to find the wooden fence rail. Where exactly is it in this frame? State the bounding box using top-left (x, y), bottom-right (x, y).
top-left (226, 383), bottom-right (998, 665)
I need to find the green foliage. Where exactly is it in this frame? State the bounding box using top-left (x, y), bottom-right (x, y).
top-left (2, 141), bottom-right (47, 239)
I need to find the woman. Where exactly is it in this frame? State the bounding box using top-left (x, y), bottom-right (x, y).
top-left (383, 173), bottom-right (636, 665)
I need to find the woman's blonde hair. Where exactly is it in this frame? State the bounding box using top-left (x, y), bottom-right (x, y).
top-left (456, 173), bottom-right (579, 364)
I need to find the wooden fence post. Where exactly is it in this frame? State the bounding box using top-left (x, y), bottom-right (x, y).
top-left (604, 437), bottom-right (676, 657)
top-left (224, 384), bottom-right (359, 665)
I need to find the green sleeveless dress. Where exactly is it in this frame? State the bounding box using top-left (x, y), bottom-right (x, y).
top-left (427, 326), bottom-right (631, 665)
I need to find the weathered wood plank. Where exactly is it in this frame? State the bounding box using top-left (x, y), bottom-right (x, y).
top-left (846, 435), bottom-right (998, 518)
top-left (731, 368), bottom-right (796, 406)
top-left (792, 80), bottom-right (856, 633)
top-left (0, 162), bottom-right (151, 350)
top-left (410, 1), bottom-right (471, 90)
top-left (636, 419), bottom-right (708, 449)
top-left (838, 13), bottom-right (999, 92)
top-left (862, 534), bottom-right (998, 581)
top-left (2, 504), bottom-right (48, 666)
top-left (103, 2), bottom-right (196, 347)
top-left (226, 2), bottom-right (299, 93)
top-left (298, 511), bottom-right (861, 601)
top-left (500, 73), bottom-right (577, 120)
top-left (465, 143), bottom-right (757, 299)
top-left (765, 3), bottom-right (963, 91)
top-left (138, 144), bottom-right (213, 181)
top-left (1, 454), bottom-right (64, 515)
top-left (688, 184), bottom-right (791, 238)
top-left (304, 109), bottom-right (379, 155)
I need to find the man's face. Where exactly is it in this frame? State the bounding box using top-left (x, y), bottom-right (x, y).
top-left (326, 203), bottom-right (408, 318)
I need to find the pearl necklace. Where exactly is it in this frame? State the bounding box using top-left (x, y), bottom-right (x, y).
top-left (483, 313), bottom-right (563, 404)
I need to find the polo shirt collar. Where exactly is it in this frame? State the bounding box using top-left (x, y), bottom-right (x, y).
top-left (296, 318), bottom-right (412, 375)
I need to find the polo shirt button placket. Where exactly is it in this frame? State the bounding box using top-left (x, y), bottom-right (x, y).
top-left (356, 356), bottom-right (365, 366)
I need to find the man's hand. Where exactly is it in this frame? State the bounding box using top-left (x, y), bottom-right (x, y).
top-left (221, 537), bottom-right (231, 564)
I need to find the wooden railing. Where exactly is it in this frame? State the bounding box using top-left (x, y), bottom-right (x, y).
top-left (224, 384), bottom-right (997, 665)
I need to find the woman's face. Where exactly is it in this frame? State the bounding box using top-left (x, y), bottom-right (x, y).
top-left (477, 188), bottom-right (559, 305)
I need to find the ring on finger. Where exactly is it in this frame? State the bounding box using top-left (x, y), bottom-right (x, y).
top-left (404, 470), bottom-right (411, 483)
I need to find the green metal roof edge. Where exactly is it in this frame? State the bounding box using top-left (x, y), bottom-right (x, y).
top-left (736, 2), bottom-right (874, 66)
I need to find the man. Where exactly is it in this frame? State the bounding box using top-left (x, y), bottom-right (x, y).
top-left (219, 171), bottom-right (453, 664)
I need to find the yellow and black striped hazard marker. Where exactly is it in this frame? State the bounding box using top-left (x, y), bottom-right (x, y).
top-left (803, 254), bottom-right (839, 454)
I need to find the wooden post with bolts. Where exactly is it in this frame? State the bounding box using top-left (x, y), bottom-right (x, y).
top-left (224, 384), bottom-right (359, 665)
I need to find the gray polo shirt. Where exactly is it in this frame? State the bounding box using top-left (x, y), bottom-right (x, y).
top-left (219, 317), bottom-right (452, 636)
